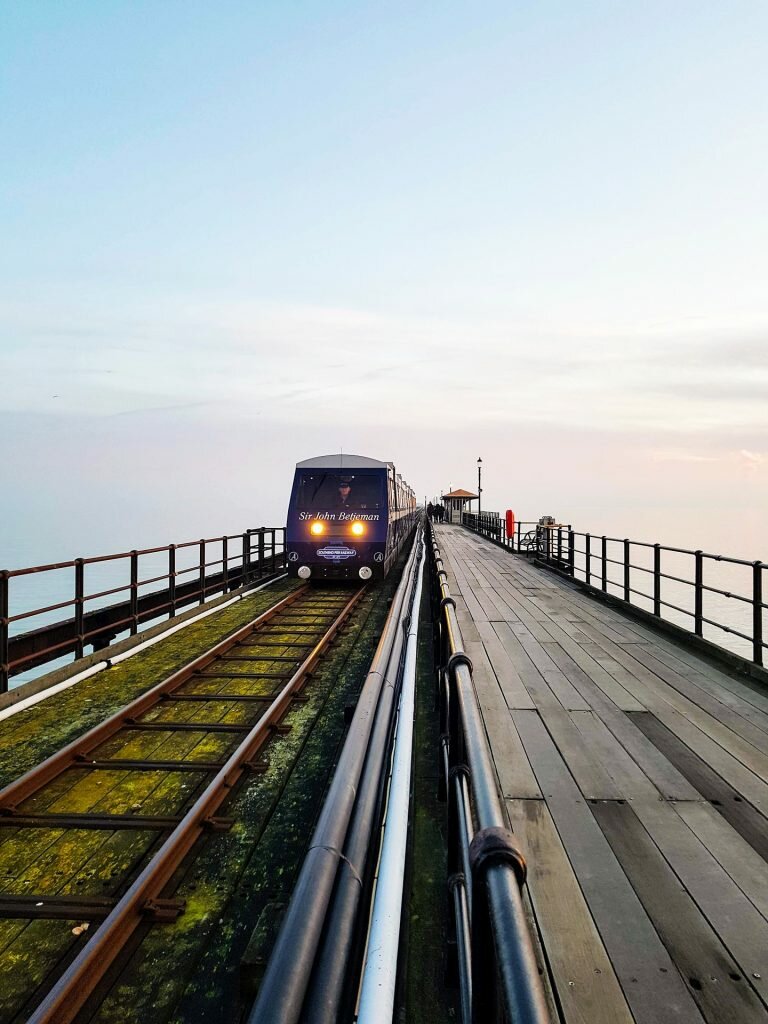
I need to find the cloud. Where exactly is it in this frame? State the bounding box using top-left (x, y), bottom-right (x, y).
top-left (651, 449), bottom-right (720, 463)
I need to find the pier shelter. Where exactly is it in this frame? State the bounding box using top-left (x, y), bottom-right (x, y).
top-left (441, 488), bottom-right (477, 524)
top-left (434, 522), bottom-right (768, 1024)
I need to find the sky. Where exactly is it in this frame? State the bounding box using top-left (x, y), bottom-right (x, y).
top-left (1, 1), bottom-right (767, 565)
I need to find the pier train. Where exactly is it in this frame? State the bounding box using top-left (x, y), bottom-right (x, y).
top-left (286, 454), bottom-right (418, 581)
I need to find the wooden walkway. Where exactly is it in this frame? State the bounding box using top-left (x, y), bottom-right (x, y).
top-left (436, 524), bottom-right (768, 1024)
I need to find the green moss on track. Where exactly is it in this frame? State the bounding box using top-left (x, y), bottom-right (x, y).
top-left (0, 580), bottom-right (299, 790)
top-left (87, 575), bottom-right (400, 1024)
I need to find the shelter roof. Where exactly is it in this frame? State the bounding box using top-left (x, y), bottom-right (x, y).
top-left (442, 488), bottom-right (477, 499)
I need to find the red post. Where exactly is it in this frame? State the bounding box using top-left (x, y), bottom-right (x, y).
top-left (505, 510), bottom-right (515, 549)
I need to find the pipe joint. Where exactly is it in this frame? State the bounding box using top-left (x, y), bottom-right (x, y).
top-left (448, 871), bottom-right (466, 894)
top-left (447, 651), bottom-right (473, 677)
top-left (469, 826), bottom-right (527, 889)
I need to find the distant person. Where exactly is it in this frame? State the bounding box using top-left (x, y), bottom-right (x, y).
top-left (427, 502), bottom-right (434, 521)
top-left (337, 480), bottom-right (353, 507)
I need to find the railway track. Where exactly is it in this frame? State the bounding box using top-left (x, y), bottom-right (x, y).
top-left (0, 583), bottom-right (366, 1024)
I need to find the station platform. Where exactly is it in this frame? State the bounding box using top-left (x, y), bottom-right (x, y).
top-left (435, 524), bottom-right (768, 1024)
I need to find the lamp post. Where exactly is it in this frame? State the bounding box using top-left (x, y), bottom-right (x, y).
top-left (477, 457), bottom-right (482, 520)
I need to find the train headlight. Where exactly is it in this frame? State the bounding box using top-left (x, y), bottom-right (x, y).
top-left (359, 566), bottom-right (373, 580)
top-left (310, 521), bottom-right (325, 536)
top-left (351, 521), bottom-right (365, 536)
top-left (298, 566), bottom-right (312, 579)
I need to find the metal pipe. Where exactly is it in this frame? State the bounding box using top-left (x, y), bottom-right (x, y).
top-left (302, 559), bottom-right (415, 1022)
top-left (357, 543), bottom-right (425, 1023)
top-left (249, 534), bottom-right (421, 1024)
top-left (450, 874), bottom-right (473, 1024)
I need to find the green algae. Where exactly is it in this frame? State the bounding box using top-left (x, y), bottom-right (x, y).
top-left (0, 569), bottom-right (415, 1024)
top-left (86, 580), bottom-right (397, 1024)
top-left (0, 579), bottom-right (300, 790)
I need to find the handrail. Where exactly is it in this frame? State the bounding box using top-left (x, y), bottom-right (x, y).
top-left (462, 512), bottom-right (767, 674)
top-left (429, 524), bottom-right (550, 1024)
top-left (0, 527), bottom-right (287, 692)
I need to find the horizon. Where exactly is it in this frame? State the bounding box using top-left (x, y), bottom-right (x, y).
top-left (2, 2), bottom-right (766, 565)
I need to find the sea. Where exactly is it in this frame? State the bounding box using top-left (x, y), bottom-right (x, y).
top-left (2, 503), bottom-right (765, 689)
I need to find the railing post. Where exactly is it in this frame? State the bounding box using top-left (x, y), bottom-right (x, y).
top-left (585, 533), bottom-right (591, 586)
top-left (557, 527), bottom-right (563, 563)
top-left (242, 532), bottom-right (250, 584)
top-left (258, 528), bottom-right (266, 578)
top-left (601, 536), bottom-right (607, 593)
top-left (281, 527), bottom-right (287, 569)
top-left (169, 545), bottom-right (177, 617)
top-left (130, 551), bottom-right (139, 635)
top-left (516, 520), bottom-right (521, 552)
top-left (199, 539), bottom-right (206, 605)
top-left (222, 537), bottom-right (229, 593)
top-left (271, 529), bottom-right (276, 573)
top-left (754, 561), bottom-right (763, 666)
top-left (74, 558), bottom-right (85, 659)
top-left (0, 571), bottom-right (9, 694)
top-left (567, 527), bottom-right (574, 576)
top-left (623, 539), bottom-right (630, 602)
top-left (694, 550), bottom-right (703, 636)
top-left (544, 527), bottom-right (551, 564)
top-left (653, 544), bottom-right (661, 617)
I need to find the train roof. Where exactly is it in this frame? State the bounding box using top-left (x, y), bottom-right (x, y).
top-left (295, 454), bottom-right (390, 470)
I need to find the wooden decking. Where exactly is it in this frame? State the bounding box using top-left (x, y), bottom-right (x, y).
top-left (436, 524), bottom-right (768, 1024)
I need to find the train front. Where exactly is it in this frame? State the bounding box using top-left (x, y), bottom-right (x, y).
top-left (286, 464), bottom-right (388, 581)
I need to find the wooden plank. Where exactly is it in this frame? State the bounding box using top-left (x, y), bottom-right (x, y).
top-left (483, 711), bottom-right (541, 799)
top-left (630, 711), bottom-right (768, 861)
top-left (546, 637), bottom-right (645, 712)
top-left (636, 640), bottom-right (768, 717)
top-left (569, 710), bottom-right (696, 803)
top-left (518, 637), bottom-right (591, 710)
top-left (673, 801), bottom-right (768, 921)
top-left (492, 625), bottom-right (562, 710)
top-left (623, 645), bottom-right (768, 751)
top-left (578, 629), bottom-right (768, 784)
top-left (627, 795), bottom-right (768, 999)
top-left (475, 621), bottom-right (536, 710)
top-left (507, 799), bottom-right (635, 1024)
top-left (507, 716), bottom-right (709, 1019)
top-left (594, 708), bottom-right (702, 801)
top-left (594, 800), bottom-right (768, 1024)
top-left (537, 708), bottom-right (623, 800)
top-left (465, 641), bottom-right (508, 715)
top-left (648, 706), bottom-right (768, 818)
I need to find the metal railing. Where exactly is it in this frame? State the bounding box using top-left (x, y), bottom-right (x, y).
top-left (429, 525), bottom-right (550, 1024)
top-left (462, 513), bottom-right (767, 671)
top-left (0, 527), bottom-right (286, 692)
top-left (462, 513), bottom-right (541, 552)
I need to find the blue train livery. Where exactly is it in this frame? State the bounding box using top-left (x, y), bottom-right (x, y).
top-left (286, 454), bottom-right (417, 581)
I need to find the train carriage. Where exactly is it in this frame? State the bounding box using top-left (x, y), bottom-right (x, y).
top-left (286, 454), bottom-right (417, 581)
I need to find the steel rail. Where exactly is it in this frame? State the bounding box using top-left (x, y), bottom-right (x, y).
top-left (24, 584), bottom-right (366, 1024)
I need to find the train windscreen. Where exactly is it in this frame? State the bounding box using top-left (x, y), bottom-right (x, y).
top-left (294, 472), bottom-right (384, 510)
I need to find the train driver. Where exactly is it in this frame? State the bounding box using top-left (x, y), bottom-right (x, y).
top-left (337, 479), bottom-right (353, 507)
